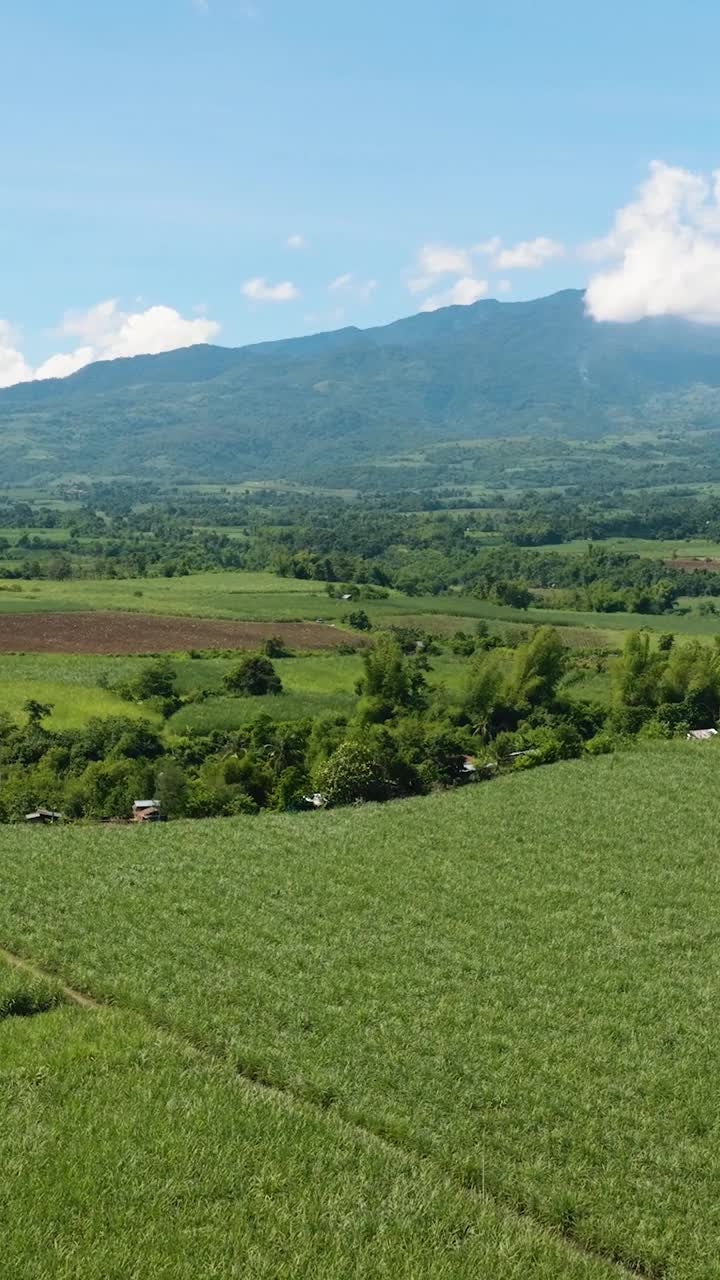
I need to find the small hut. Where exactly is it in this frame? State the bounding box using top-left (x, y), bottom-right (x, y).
top-left (25, 809), bottom-right (63, 824)
top-left (132, 799), bottom-right (162, 822)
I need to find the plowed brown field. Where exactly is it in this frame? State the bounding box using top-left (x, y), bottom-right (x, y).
top-left (0, 612), bottom-right (357, 654)
top-left (664, 557), bottom-right (720, 571)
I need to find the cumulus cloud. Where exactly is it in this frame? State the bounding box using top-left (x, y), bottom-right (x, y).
top-left (493, 237), bottom-right (565, 270)
top-left (585, 161), bottom-right (720, 324)
top-left (418, 243), bottom-right (472, 276)
top-left (420, 276), bottom-right (489, 312)
top-left (286, 233), bottom-right (307, 249)
top-left (0, 321), bottom-right (33, 389)
top-left (406, 243), bottom-right (473, 295)
top-left (242, 277), bottom-right (299, 302)
top-left (409, 235), bottom-right (562, 299)
top-left (0, 301), bottom-right (220, 388)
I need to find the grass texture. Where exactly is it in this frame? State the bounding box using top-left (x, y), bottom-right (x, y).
top-left (0, 954), bottom-right (615, 1279)
top-left (2, 742), bottom-right (720, 1275)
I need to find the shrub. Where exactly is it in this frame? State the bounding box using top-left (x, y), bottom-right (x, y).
top-left (223, 655), bottom-right (283, 697)
top-left (316, 740), bottom-right (392, 806)
top-left (264, 635), bottom-right (291, 658)
top-left (345, 609), bottom-right (372, 632)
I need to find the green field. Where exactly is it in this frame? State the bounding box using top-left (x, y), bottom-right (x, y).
top-left (0, 651), bottom-right (366, 731)
top-left (3, 741), bottom-right (720, 1277)
top-left (0, 571), bottom-right (329, 620)
top-left (533, 537), bottom-right (720, 559)
top-left (4, 954), bottom-right (615, 1279)
top-left (4, 569), bottom-right (720, 649)
top-left (0, 647), bottom-right (613, 734)
top-left (0, 654), bottom-right (161, 728)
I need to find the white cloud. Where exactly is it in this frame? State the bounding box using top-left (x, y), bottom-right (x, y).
top-left (493, 237), bottom-right (565, 270)
top-left (0, 321), bottom-right (33, 389)
top-left (328, 273), bottom-right (377, 301)
top-left (0, 301), bottom-right (220, 388)
top-left (420, 276), bottom-right (488, 312)
top-left (417, 243), bottom-right (472, 277)
top-left (35, 347), bottom-right (96, 381)
top-left (286, 233), bottom-right (307, 249)
top-left (241, 277), bottom-right (299, 302)
top-left (496, 279), bottom-right (512, 295)
top-left (473, 236), bottom-right (502, 257)
top-left (408, 235), bottom-right (561, 298)
top-left (585, 161), bottom-right (720, 324)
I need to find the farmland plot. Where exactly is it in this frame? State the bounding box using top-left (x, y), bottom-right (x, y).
top-left (2, 743), bottom-right (720, 1276)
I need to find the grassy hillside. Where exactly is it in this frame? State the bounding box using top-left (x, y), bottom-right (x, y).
top-left (4, 958), bottom-right (613, 1279)
top-left (5, 290), bottom-right (720, 486)
top-left (2, 741), bottom-right (720, 1276)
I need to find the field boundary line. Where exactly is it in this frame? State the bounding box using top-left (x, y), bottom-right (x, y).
top-left (0, 943), bottom-right (657, 1280)
top-left (0, 946), bottom-right (100, 1009)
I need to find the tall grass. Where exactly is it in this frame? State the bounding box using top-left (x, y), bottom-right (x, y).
top-left (2, 742), bottom-right (720, 1275)
top-left (0, 957), bottom-right (614, 1278)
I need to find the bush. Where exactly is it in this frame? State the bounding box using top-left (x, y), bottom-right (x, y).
top-left (345, 609), bottom-right (372, 632)
top-left (264, 635), bottom-right (291, 658)
top-left (223, 655), bottom-right (283, 697)
top-left (316, 740), bottom-right (392, 806)
top-left (418, 730), bottom-right (469, 787)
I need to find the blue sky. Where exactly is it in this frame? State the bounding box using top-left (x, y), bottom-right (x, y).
top-left (3, 0), bottom-right (720, 382)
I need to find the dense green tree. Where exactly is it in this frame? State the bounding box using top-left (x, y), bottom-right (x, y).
top-left (612, 632), bottom-right (666, 708)
top-left (507, 626), bottom-right (568, 708)
top-left (316, 739), bottom-right (393, 806)
top-left (223, 655), bottom-right (283, 697)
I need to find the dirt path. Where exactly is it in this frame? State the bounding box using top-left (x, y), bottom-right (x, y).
top-left (0, 945), bottom-right (100, 1008)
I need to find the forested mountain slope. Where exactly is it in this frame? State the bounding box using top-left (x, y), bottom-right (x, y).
top-left (3, 289), bottom-right (720, 486)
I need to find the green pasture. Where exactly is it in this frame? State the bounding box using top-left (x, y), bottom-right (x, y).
top-left (0, 655), bottom-right (159, 729)
top-left (0, 527), bottom-right (76, 544)
top-left (169, 652), bottom-right (364, 731)
top-left (3, 742), bottom-right (720, 1276)
top-left (0, 652), bottom-right (366, 732)
top-left (0, 571), bottom-right (330, 620)
top-left (533, 536), bottom-right (720, 559)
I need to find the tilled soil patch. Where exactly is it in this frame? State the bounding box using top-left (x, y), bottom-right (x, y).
top-left (0, 611), bottom-right (355, 655)
top-left (664, 557), bottom-right (720, 571)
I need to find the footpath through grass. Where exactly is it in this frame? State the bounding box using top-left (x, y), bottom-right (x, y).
top-left (2, 741), bottom-right (720, 1276)
top-left (0, 961), bottom-right (614, 1279)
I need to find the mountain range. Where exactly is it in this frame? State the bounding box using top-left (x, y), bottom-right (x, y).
top-left (3, 288), bottom-right (720, 489)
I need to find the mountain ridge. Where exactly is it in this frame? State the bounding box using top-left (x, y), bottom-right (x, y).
top-left (3, 289), bottom-right (720, 487)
